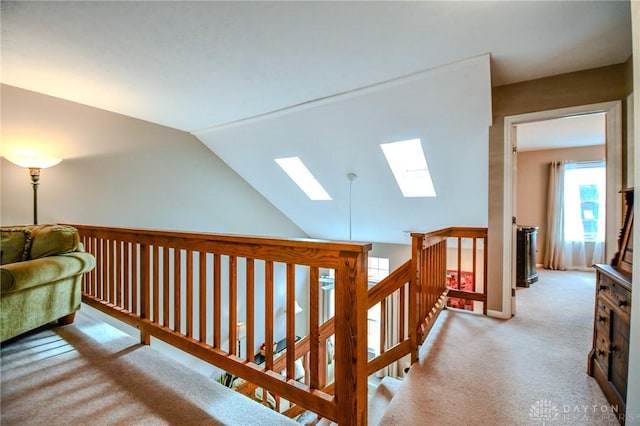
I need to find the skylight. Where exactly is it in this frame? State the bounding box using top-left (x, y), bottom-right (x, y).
top-left (275, 157), bottom-right (332, 200)
top-left (380, 138), bottom-right (436, 197)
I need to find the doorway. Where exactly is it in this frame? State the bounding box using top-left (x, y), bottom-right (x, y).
top-left (503, 101), bottom-right (622, 317)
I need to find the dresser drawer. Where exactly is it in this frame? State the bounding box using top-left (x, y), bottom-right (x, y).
top-left (596, 265), bottom-right (631, 313)
top-left (596, 268), bottom-right (632, 317)
top-left (593, 330), bottom-right (610, 371)
top-left (597, 272), bottom-right (614, 294)
top-left (610, 284), bottom-right (631, 317)
top-left (595, 302), bottom-right (610, 334)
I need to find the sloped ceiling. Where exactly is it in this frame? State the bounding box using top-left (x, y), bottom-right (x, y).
top-left (197, 56), bottom-right (491, 243)
top-left (0, 1), bottom-right (632, 244)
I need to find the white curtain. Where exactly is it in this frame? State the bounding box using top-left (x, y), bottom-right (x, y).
top-left (544, 161), bottom-right (566, 269)
top-left (544, 161), bottom-right (606, 271)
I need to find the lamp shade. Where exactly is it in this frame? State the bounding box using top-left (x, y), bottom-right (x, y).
top-left (7, 155), bottom-right (62, 169)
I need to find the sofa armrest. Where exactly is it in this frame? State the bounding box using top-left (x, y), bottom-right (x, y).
top-left (1, 252), bottom-right (96, 293)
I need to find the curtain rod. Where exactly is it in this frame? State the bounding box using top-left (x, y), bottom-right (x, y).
top-left (551, 159), bottom-right (605, 166)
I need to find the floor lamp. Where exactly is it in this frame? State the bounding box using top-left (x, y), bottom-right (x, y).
top-left (8, 156), bottom-right (62, 224)
top-left (236, 322), bottom-right (246, 357)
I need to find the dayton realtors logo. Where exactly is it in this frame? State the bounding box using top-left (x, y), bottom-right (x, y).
top-left (529, 399), bottom-right (623, 424)
top-left (529, 399), bottom-right (560, 425)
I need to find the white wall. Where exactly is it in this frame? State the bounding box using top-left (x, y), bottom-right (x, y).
top-left (369, 242), bottom-right (411, 272)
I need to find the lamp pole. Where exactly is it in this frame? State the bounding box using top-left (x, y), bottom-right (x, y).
top-left (6, 156), bottom-right (61, 225)
top-left (29, 167), bottom-right (41, 225)
top-left (236, 322), bottom-right (245, 358)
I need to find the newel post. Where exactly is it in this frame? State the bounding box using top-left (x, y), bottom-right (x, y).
top-left (334, 249), bottom-right (368, 426)
top-left (409, 233), bottom-right (422, 365)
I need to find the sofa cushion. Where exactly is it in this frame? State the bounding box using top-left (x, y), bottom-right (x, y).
top-left (28, 225), bottom-right (80, 260)
top-left (0, 228), bottom-right (32, 265)
top-left (1, 251), bottom-right (95, 293)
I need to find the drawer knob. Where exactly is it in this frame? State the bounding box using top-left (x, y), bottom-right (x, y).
top-left (598, 349), bottom-right (606, 357)
top-left (618, 299), bottom-right (628, 307)
top-left (598, 316), bottom-right (606, 323)
top-left (599, 285), bottom-right (607, 291)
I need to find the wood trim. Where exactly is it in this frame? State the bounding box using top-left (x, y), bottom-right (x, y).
top-left (246, 258), bottom-right (255, 362)
top-left (199, 252), bottom-right (207, 342)
top-left (213, 253), bottom-right (221, 348)
top-left (367, 340), bottom-right (411, 375)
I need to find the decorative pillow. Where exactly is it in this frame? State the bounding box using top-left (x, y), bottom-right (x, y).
top-left (0, 227), bottom-right (32, 265)
top-left (29, 224), bottom-right (79, 260)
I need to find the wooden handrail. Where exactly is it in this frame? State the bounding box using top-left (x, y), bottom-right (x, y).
top-left (366, 227), bottom-right (488, 372)
top-left (367, 260), bottom-right (411, 308)
top-left (72, 224), bottom-right (370, 425)
top-left (73, 224), bottom-right (487, 424)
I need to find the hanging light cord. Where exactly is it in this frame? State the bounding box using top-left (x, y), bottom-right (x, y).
top-left (349, 178), bottom-right (353, 240)
top-left (347, 173), bottom-right (357, 241)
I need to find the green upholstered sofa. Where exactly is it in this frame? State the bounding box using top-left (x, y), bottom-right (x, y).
top-left (1, 224), bottom-right (96, 342)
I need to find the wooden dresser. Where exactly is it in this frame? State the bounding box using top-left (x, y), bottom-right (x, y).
top-left (589, 188), bottom-right (633, 424)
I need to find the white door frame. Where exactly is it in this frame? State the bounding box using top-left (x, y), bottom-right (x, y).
top-left (500, 100), bottom-right (622, 319)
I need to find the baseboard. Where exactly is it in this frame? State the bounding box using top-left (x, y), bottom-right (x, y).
top-left (487, 309), bottom-right (511, 319)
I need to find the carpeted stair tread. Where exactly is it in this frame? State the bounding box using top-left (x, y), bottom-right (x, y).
top-left (368, 376), bottom-right (404, 425)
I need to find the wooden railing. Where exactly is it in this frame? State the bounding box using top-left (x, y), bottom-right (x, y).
top-left (73, 225), bottom-right (370, 425)
top-left (442, 227), bottom-right (488, 315)
top-left (366, 227), bottom-right (488, 371)
top-left (72, 225), bottom-right (487, 425)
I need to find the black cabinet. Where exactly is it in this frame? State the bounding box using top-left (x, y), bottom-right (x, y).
top-left (516, 226), bottom-right (538, 287)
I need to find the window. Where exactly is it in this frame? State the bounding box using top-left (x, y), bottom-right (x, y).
top-left (368, 256), bottom-right (390, 283)
top-left (563, 161), bottom-right (605, 243)
top-left (367, 257), bottom-right (389, 355)
top-left (578, 184), bottom-right (599, 241)
top-left (275, 156), bottom-right (332, 200)
top-left (380, 139), bottom-right (436, 197)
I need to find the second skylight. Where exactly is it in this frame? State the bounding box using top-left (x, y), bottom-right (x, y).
top-left (380, 138), bottom-right (436, 197)
top-left (275, 156), bottom-right (332, 200)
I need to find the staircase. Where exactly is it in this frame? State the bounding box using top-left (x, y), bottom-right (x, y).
top-left (368, 377), bottom-right (404, 425)
top-left (73, 224), bottom-right (487, 425)
top-left (294, 376), bottom-right (404, 425)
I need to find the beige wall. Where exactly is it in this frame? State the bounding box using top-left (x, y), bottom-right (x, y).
top-left (0, 84), bottom-right (306, 239)
top-left (626, 2), bottom-right (639, 420)
top-left (516, 145), bottom-right (606, 265)
top-left (0, 84), bottom-right (309, 357)
top-left (488, 59), bottom-right (633, 312)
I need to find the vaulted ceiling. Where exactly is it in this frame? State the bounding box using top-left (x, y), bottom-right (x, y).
top-left (0, 1), bottom-right (632, 243)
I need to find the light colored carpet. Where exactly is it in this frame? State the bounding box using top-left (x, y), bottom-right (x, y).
top-left (0, 269), bottom-right (619, 425)
top-left (378, 269), bottom-right (620, 425)
top-left (0, 312), bottom-right (296, 426)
